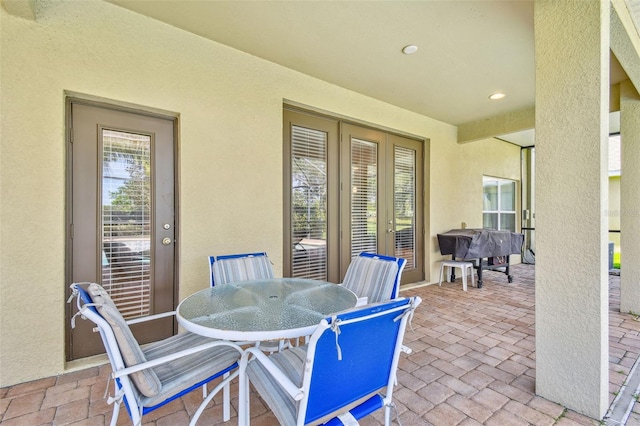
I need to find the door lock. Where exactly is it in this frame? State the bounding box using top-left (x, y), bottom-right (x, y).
top-left (162, 237), bottom-right (172, 245)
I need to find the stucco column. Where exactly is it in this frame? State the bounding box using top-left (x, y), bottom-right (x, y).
top-left (620, 80), bottom-right (640, 314)
top-left (534, 0), bottom-right (609, 419)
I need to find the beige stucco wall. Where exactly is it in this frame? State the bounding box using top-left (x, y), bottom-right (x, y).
top-left (429, 135), bottom-right (522, 275)
top-left (0, 0), bottom-right (520, 386)
top-left (534, 0), bottom-right (610, 418)
top-left (620, 80), bottom-right (640, 314)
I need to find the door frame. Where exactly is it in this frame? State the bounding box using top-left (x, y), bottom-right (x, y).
top-left (283, 104), bottom-right (429, 286)
top-left (339, 123), bottom-right (425, 283)
top-left (64, 95), bottom-right (181, 361)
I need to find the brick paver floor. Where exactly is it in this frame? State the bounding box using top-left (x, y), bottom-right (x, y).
top-left (2, 264), bottom-right (640, 425)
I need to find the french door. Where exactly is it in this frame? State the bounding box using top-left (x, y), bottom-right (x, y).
top-left (284, 108), bottom-right (424, 285)
top-left (66, 100), bottom-right (177, 360)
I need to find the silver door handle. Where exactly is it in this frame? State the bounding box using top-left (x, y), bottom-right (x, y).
top-left (162, 237), bottom-right (172, 245)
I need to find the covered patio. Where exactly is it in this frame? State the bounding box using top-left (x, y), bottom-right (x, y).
top-left (2, 0), bottom-right (640, 422)
top-left (3, 264), bottom-right (640, 425)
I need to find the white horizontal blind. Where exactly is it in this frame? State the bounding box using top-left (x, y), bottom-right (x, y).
top-left (351, 138), bottom-right (378, 258)
top-left (394, 146), bottom-right (416, 268)
top-left (101, 129), bottom-right (152, 319)
top-left (291, 125), bottom-right (328, 280)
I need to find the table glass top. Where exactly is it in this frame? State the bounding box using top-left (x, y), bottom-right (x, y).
top-left (178, 278), bottom-right (357, 334)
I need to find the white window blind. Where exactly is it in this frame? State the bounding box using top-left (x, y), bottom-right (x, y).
top-left (101, 129), bottom-right (152, 319)
top-left (291, 125), bottom-right (328, 280)
top-left (351, 139), bottom-right (377, 257)
top-left (394, 146), bottom-right (416, 268)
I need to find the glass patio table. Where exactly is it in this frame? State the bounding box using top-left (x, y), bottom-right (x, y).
top-left (176, 278), bottom-right (358, 342)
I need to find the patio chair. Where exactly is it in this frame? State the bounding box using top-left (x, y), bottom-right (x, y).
top-left (238, 296), bottom-right (422, 425)
top-left (208, 251), bottom-right (274, 286)
top-left (342, 252), bottom-right (407, 305)
top-left (208, 251), bottom-right (283, 352)
top-left (68, 282), bottom-right (243, 426)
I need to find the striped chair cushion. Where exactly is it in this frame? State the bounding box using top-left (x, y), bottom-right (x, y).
top-left (246, 346), bottom-right (307, 425)
top-left (212, 255), bottom-right (274, 285)
top-left (342, 256), bottom-right (399, 303)
top-left (139, 332), bottom-right (241, 407)
top-left (88, 283), bottom-right (161, 398)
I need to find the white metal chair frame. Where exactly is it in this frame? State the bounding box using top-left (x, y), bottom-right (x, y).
top-left (69, 283), bottom-right (244, 426)
top-left (238, 296), bottom-right (422, 426)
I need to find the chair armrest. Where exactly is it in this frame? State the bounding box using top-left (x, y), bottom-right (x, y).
top-left (355, 296), bottom-right (368, 306)
top-left (112, 340), bottom-right (244, 379)
top-left (241, 347), bottom-right (304, 401)
top-left (126, 310), bottom-right (176, 325)
top-left (337, 283), bottom-right (365, 305)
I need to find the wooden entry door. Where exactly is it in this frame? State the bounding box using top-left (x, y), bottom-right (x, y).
top-left (66, 100), bottom-right (177, 360)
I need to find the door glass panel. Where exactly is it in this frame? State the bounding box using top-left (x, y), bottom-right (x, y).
top-left (291, 125), bottom-right (328, 280)
top-left (101, 129), bottom-right (151, 319)
top-left (394, 146), bottom-right (416, 268)
top-left (351, 138), bottom-right (377, 257)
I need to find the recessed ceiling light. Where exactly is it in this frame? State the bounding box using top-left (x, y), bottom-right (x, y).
top-left (489, 92), bottom-right (506, 100)
top-left (402, 45), bottom-right (418, 55)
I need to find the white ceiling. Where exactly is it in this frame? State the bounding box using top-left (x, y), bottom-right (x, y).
top-left (107, 0), bottom-right (637, 145)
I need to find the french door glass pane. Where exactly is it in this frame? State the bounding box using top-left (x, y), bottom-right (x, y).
top-left (351, 139), bottom-right (377, 257)
top-left (291, 125), bottom-right (328, 280)
top-left (101, 129), bottom-right (151, 319)
top-left (394, 146), bottom-right (416, 268)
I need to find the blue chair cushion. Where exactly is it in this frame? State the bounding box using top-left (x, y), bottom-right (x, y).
top-left (212, 254), bottom-right (274, 285)
top-left (342, 255), bottom-right (399, 303)
top-left (246, 346), bottom-right (307, 424)
top-left (138, 332), bottom-right (240, 409)
top-left (88, 283), bottom-right (162, 397)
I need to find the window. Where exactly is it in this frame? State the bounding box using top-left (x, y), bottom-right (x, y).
top-left (483, 176), bottom-right (516, 231)
top-left (290, 124), bottom-right (328, 280)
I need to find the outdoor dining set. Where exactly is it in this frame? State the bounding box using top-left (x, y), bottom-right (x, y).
top-left (68, 251), bottom-right (422, 426)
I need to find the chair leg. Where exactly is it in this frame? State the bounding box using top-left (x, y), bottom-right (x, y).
top-left (238, 360), bottom-right (250, 425)
top-left (469, 266), bottom-right (476, 288)
top-left (461, 268), bottom-right (467, 291)
top-left (109, 402), bottom-right (121, 426)
top-left (438, 263), bottom-right (445, 286)
top-left (191, 370), bottom-right (239, 426)
top-left (384, 403), bottom-right (392, 426)
top-left (222, 372), bottom-right (231, 422)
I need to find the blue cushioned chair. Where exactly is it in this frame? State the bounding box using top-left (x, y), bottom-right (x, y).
top-left (208, 252), bottom-right (274, 286)
top-left (68, 282), bottom-right (243, 426)
top-left (342, 252), bottom-right (407, 305)
top-left (208, 252), bottom-right (284, 352)
top-left (238, 296), bottom-right (422, 425)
